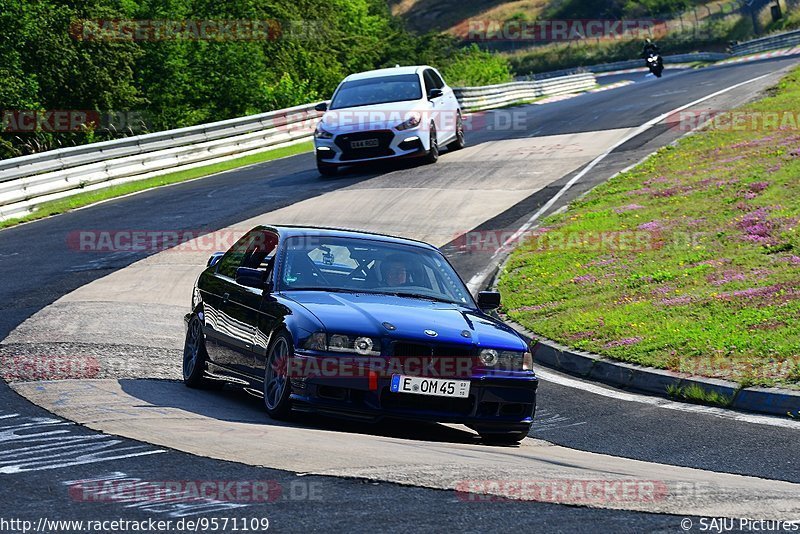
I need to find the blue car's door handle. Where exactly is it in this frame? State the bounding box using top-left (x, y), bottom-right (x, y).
top-left (222, 292), bottom-right (230, 304)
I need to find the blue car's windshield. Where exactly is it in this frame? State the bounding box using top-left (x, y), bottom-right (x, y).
top-left (278, 236), bottom-right (474, 306)
top-left (330, 74), bottom-right (422, 109)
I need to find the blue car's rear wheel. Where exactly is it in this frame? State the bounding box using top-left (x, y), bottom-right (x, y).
top-left (264, 332), bottom-right (293, 419)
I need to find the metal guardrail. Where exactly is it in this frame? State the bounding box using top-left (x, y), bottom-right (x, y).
top-left (0, 73), bottom-right (597, 221)
top-left (454, 73), bottom-right (596, 111)
top-left (0, 103), bottom-right (322, 221)
top-left (730, 28), bottom-right (800, 55)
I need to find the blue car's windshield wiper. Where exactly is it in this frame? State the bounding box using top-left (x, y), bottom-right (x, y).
top-left (376, 291), bottom-right (460, 305)
top-left (285, 287), bottom-right (364, 293)
top-left (285, 287), bottom-right (462, 305)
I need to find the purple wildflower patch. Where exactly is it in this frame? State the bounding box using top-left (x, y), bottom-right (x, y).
top-left (715, 282), bottom-right (799, 300)
top-left (658, 296), bottom-right (693, 306)
top-left (767, 164), bottom-right (782, 173)
top-left (737, 207), bottom-right (778, 243)
top-left (566, 330), bottom-right (596, 341)
top-left (643, 176), bottom-right (671, 186)
top-left (651, 186), bottom-right (682, 198)
top-left (638, 220), bottom-right (663, 231)
top-left (650, 285), bottom-right (675, 296)
top-left (605, 337), bottom-right (643, 348)
top-left (614, 203), bottom-right (645, 214)
top-left (709, 271), bottom-right (747, 286)
top-left (588, 257), bottom-right (617, 266)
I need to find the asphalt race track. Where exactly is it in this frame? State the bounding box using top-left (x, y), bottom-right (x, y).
top-left (1, 57), bottom-right (799, 532)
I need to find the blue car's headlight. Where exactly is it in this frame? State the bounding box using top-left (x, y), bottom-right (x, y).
top-left (302, 332), bottom-right (327, 351)
top-left (479, 349), bottom-right (532, 370)
top-left (302, 332), bottom-right (381, 356)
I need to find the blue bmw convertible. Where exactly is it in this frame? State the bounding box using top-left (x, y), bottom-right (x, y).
top-left (183, 226), bottom-right (538, 443)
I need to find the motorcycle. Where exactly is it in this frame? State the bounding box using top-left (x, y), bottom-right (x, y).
top-left (646, 52), bottom-right (664, 78)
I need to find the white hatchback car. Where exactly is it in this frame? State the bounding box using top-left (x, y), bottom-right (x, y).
top-left (313, 65), bottom-right (465, 176)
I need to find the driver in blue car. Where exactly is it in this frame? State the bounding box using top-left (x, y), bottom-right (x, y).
top-left (381, 255), bottom-right (411, 286)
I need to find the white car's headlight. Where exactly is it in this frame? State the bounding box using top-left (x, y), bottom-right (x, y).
top-left (315, 124), bottom-right (334, 139)
top-left (396, 112), bottom-right (421, 131)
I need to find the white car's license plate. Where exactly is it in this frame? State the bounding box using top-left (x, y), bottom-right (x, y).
top-left (351, 139), bottom-right (379, 149)
top-left (390, 374), bottom-right (470, 398)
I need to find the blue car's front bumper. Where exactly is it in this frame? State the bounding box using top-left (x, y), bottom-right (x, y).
top-left (287, 351), bottom-right (538, 430)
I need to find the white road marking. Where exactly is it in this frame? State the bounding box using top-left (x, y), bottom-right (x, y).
top-left (535, 368), bottom-right (800, 430)
top-left (62, 472), bottom-right (249, 517)
top-left (0, 412), bottom-right (165, 474)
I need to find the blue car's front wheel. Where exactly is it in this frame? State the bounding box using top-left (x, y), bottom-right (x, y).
top-left (264, 332), bottom-right (293, 419)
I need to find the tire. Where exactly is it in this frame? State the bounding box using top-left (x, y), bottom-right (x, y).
top-left (446, 114), bottom-right (465, 152)
top-left (317, 162), bottom-right (338, 177)
top-left (182, 315), bottom-right (216, 388)
top-left (423, 123), bottom-right (439, 164)
top-left (263, 331), bottom-right (293, 419)
top-left (478, 427), bottom-right (531, 445)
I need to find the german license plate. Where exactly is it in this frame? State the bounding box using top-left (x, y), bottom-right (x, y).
top-left (390, 374), bottom-right (470, 398)
top-left (351, 139), bottom-right (379, 149)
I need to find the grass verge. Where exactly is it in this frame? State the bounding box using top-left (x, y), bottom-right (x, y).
top-left (665, 383), bottom-right (734, 407)
top-left (0, 141), bottom-right (313, 230)
top-left (498, 66), bottom-right (800, 389)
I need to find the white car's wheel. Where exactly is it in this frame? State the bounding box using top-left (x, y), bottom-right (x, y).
top-left (424, 123), bottom-right (438, 164)
top-left (446, 114), bottom-right (465, 151)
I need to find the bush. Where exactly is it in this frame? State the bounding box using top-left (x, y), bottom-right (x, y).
top-left (440, 44), bottom-right (513, 87)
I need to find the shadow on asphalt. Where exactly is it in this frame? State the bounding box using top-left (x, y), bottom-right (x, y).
top-left (316, 151), bottom-right (451, 181)
top-left (118, 378), bottom-right (489, 446)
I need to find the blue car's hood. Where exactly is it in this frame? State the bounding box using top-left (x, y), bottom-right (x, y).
top-left (284, 291), bottom-right (526, 351)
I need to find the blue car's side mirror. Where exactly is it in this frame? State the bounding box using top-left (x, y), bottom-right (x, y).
top-left (477, 291), bottom-right (501, 310)
top-left (207, 252), bottom-right (225, 268)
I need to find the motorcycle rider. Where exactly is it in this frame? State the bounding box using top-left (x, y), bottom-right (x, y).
top-left (641, 38), bottom-right (661, 60)
top-left (641, 38), bottom-right (663, 75)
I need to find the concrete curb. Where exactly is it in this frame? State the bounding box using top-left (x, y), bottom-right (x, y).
top-left (504, 318), bottom-right (800, 418)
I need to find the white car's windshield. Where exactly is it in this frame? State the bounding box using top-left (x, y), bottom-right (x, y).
top-left (278, 236), bottom-right (473, 306)
top-left (330, 74), bottom-right (422, 109)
